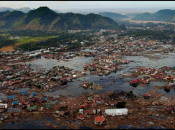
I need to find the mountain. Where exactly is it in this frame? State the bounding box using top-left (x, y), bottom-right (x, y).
top-left (18, 7), bottom-right (31, 13)
top-left (132, 9), bottom-right (175, 22)
top-left (0, 7), bottom-right (15, 12)
top-left (0, 10), bottom-right (11, 18)
top-left (0, 7), bottom-right (31, 13)
top-left (98, 12), bottom-right (129, 19)
top-left (53, 10), bottom-right (61, 13)
top-left (125, 13), bottom-right (143, 18)
top-left (0, 6), bottom-right (118, 32)
top-left (0, 11), bottom-right (25, 30)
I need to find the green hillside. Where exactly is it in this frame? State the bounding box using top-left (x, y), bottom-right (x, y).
top-left (132, 9), bottom-right (175, 22)
top-left (0, 11), bottom-right (24, 29)
top-left (98, 12), bottom-right (129, 19)
top-left (0, 6), bottom-right (118, 32)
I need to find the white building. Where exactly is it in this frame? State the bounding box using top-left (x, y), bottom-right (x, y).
top-left (81, 42), bottom-right (85, 45)
top-left (35, 52), bottom-right (41, 55)
top-left (0, 103), bottom-right (7, 108)
top-left (29, 54), bottom-right (36, 57)
top-left (105, 108), bottom-right (128, 116)
top-left (43, 50), bottom-right (50, 53)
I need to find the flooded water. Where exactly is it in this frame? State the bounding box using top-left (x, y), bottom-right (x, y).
top-left (14, 87), bottom-right (30, 92)
top-left (82, 49), bottom-right (97, 52)
top-left (0, 93), bottom-right (7, 99)
top-left (4, 49), bottom-right (175, 129)
top-left (18, 52), bottom-right (175, 97)
top-left (11, 51), bottom-right (175, 98)
top-left (56, 57), bottom-right (93, 71)
top-left (157, 89), bottom-right (175, 96)
top-left (79, 126), bottom-right (93, 129)
top-left (123, 55), bottom-right (175, 69)
top-left (161, 44), bottom-right (172, 48)
top-left (118, 125), bottom-right (168, 129)
top-left (23, 56), bottom-right (59, 71)
top-left (23, 56), bottom-right (93, 71)
top-left (0, 116), bottom-right (65, 129)
top-left (7, 107), bottom-right (21, 112)
top-left (0, 119), bottom-right (55, 129)
top-left (147, 81), bottom-right (166, 87)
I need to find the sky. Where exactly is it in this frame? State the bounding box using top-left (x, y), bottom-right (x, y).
top-left (0, 1), bottom-right (175, 13)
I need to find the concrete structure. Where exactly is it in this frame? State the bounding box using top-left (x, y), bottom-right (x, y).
top-left (0, 104), bottom-right (7, 108)
top-left (105, 108), bottom-right (128, 116)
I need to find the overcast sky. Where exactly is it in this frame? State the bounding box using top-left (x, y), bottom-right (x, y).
top-left (0, 1), bottom-right (175, 13)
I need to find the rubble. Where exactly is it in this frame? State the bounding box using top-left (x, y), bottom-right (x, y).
top-left (0, 31), bottom-right (175, 129)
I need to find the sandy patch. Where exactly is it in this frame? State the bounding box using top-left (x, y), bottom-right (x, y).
top-left (0, 46), bottom-right (14, 52)
top-left (147, 40), bottom-right (154, 44)
top-left (15, 43), bottom-right (21, 46)
top-left (77, 55), bottom-right (85, 57)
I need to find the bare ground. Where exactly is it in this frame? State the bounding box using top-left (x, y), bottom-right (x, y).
top-left (0, 46), bottom-right (14, 52)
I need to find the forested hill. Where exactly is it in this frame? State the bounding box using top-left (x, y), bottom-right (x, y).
top-left (132, 9), bottom-right (175, 23)
top-left (98, 12), bottom-right (129, 19)
top-left (0, 6), bottom-right (118, 32)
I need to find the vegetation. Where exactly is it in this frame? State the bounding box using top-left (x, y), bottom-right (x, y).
top-left (132, 9), bottom-right (175, 23)
top-left (118, 24), bottom-right (127, 30)
top-left (0, 35), bottom-right (17, 48)
top-left (16, 36), bottom-right (57, 45)
top-left (114, 19), bottom-right (175, 29)
top-left (119, 29), bottom-right (171, 40)
top-left (0, 11), bottom-right (24, 30)
top-left (15, 32), bottom-right (94, 51)
top-left (116, 101), bottom-right (126, 108)
top-left (8, 30), bottom-right (59, 37)
top-left (98, 12), bottom-right (128, 19)
top-left (58, 105), bottom-right (68, 111)
top-left (0, 30), bottom-right (60, 48)
top-left (0, 6), bottom-right (118, 32)
top-left (34, 84), bottom-right (41, 89)
top-left (25, 7), bottom-right (58, 25)
top-left (0, 11), bottom-right (11, 19)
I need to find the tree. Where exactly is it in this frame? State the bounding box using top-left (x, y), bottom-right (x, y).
top-left (118, 24), bottom-right (127, 30)
top-left (129, 90), bottom-right (133, 94)
top-left (116, 101), bottom-right (126, 108)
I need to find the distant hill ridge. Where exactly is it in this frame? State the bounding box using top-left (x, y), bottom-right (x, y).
top-left (98, 12), bottom-right (129, 19)
top-left (0, 6), bottom-right (118, 32)
top-left (132, 9), bottom-right (175, 22)
top-left (0, 7), bottom-right (61, 13)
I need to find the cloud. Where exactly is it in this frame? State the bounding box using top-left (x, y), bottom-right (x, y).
top-left (0, 1), bottom-right (32, 8)
top-left (54, 1), bottom-right (68, 5)
top-left (0, 1), bottom-right (174, 11)
top-left (0, 1), bottom-right (67, 9)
